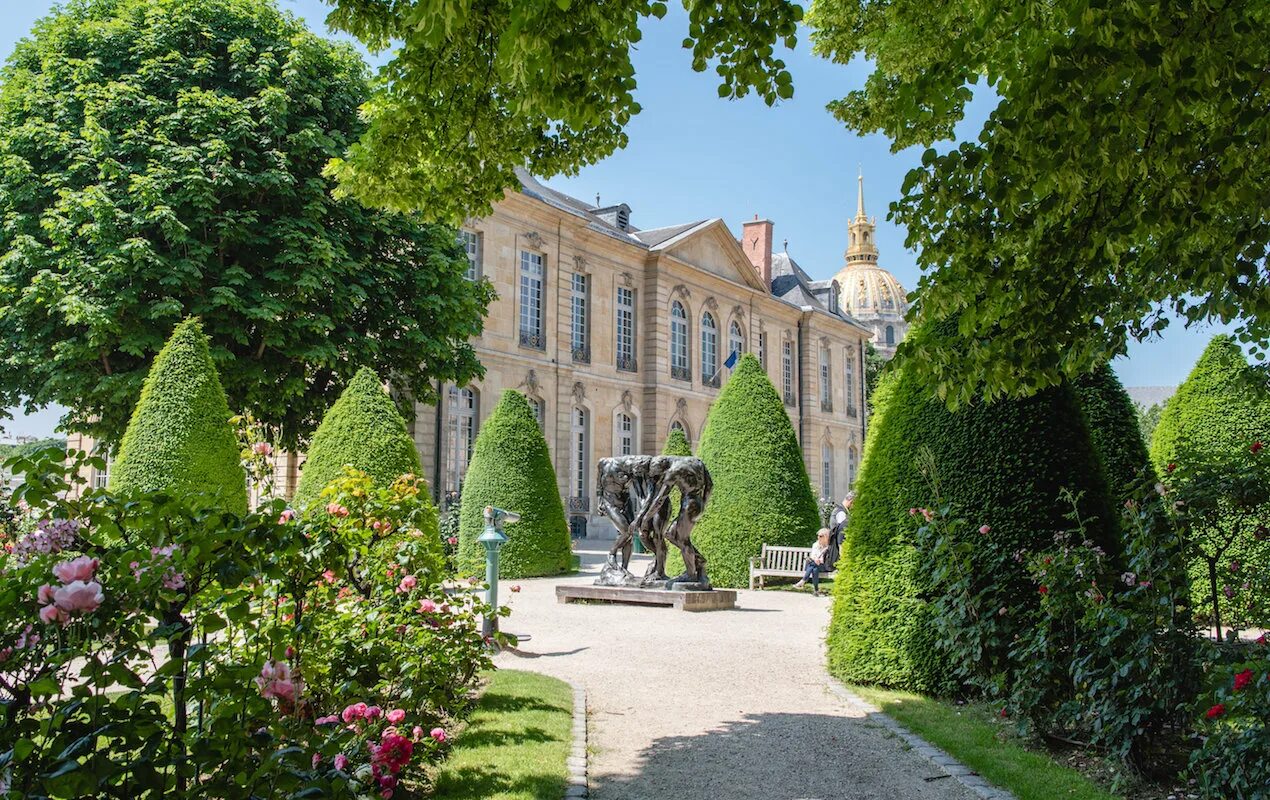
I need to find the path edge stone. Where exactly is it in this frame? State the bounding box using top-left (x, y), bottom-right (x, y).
top-left (564, 679), bottom-right (588, 799)
top-left (828, 680), bottom-right (1017, 800)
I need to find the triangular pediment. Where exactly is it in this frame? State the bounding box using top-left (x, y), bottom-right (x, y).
top-left (654, 219), bottom-right (768, 291)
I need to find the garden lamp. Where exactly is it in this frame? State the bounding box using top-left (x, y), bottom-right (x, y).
top-left (478, 505), bottom-right (519, 638)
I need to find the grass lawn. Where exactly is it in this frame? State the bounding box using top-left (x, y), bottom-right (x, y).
top-left (431, 669), bottom-right (573, 800)
top-left (850, 685), bottom-right (1120, 800)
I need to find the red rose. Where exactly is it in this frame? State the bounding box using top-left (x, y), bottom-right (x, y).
top-left (998, 708), bottom-right (1009, 718)
top-left (1038, 585), bottom-right (1049, 595)
top-left (1257, 633), bottom-right (1267, 645)
top-left (1166, 462), bottom-right (1177, 473)
top-left (1206, 703), bottom-right (1226, 719)
top-left (1234, 669), bottom-right (1254, 691)
top-left (1252, 441), bottom-right (1264, 455)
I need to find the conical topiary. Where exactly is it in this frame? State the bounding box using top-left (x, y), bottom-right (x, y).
top-left (110, 317), bottom-right (247, 513)
top-left (294, 367), bottom-right (422, 508)
top-left (457, 390), bottom-right (572, 578)
top-left (827, 360), bottom-right (1119, 693)
top-left (662, 426), bottom-right (694, 573)
top-left (689, 353), bottom-right (820, 588)
top-left (1073, 363), bottom-right (1155, 499)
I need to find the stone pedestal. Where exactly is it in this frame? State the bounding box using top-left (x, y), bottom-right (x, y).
top-left (556, 584), bottom-right (737, 612)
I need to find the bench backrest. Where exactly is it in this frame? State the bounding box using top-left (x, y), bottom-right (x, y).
top-left (760, 544), bottom-right (812, 572)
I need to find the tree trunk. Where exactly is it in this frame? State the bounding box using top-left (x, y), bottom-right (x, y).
top-left (1208, 560), bottom-right (1222, 641)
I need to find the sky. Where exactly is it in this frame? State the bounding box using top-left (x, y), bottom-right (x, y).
top-left (0, 0), bottom-right (1232, 437)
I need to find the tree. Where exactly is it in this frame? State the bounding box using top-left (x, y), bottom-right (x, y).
top-left (0, 0), bottom-right (493, 449)
top-left (806, 0), bottom-right (1270, 406)
top-left (110, 318), bottom-right (247, 514)
top-left (1072, 363), bottom-right (1154, 499)
top-left (689, 353), bottom-right (820, 588)
top-left (293, 367), bottom-right (423, 509)
top-left (863, 341), bottom-right (888, 415)
top-left (456, 391), bottom-right (572, 579)
top-left (827, 359), bottom-right (1118, 692)
top-left (1136, 400), bottom-right (1167, 446)
top-left (321, 0), bottom-right (803, 220)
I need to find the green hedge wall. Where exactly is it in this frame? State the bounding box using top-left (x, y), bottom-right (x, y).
top-left (1073, 363), bottom-right (1155, 498)
top-left (827, 361), bottom-right (1119, 693)
top-left (457, 390), bottom-right (572, 578)
top-left (110, 318), bottom-right (247, 514)
top-left (690, 353), bottom-right (821, 588)
top-left (294, 367), bottom-right (422, 509)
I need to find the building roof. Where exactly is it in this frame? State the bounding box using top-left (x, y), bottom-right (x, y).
top-left (834, 262), bottom-right (909, 321)
top-left (1125, 386), bottom-right (1176, 409)
top-left (633, 221), bottom-right (713, 249)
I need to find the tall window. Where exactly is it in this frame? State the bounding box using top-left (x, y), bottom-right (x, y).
top-left (92, 452), bottom-right (111, 490)
top-left (446, 387), bottom-right (478, 494)
top-left (570, 272), bottom-right (589, 362)
top-left (821, 442), bottom-right (834, 499)
top-left (570, 407), bottom-right (589, 499)
top-left (617, 412), bottom-right (634, 456)
top-left (819, 345), bottom-right (832, 411)
top-left (701, 312), bottom-right (718, 385)
top-left (616, 287), bottom-right (636, 371)
top-left (519, 251), bottom-right (545, 349)
top-left (848, 445), bottom-right (858, 485)
top-left (885, 325), bottom-right (895, 346)
top-left (670, 302), bottom-right (689, 380)
top-left (670, 420), bottom-right (686, 438)
top-left (728, 321), bottom-right (744, 368)
top-left (758, 331), bottom-right (768, 371)
top-left (845, 347), bottom-right (858, 417)
top-left (459, 230), bottom-right (481, 280)
top-left (527, 396), bottom-right (545, 429)
top-left (782, 341), bottom-right (794, 405)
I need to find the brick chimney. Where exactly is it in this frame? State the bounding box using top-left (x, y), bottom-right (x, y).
top-left (740, 215), bottom-right (774, 289)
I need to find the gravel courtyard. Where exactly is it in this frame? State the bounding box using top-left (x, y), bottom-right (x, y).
top-left (493, 548), bottom-right (977, 800)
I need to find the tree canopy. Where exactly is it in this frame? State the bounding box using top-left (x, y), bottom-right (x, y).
top-left (0, 0), bottom-right (493, 448)
top-left (321, 0), bottom-right (802, 220)
top-left (807, 0), bottom-right (1270, 405)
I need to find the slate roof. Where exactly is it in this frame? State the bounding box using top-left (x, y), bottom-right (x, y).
top-left (1125, 386), bottom-right (1176, 408)
top-left (632, 221), bottom-right (711, 248)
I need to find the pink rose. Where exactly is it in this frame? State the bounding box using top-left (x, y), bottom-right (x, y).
top-left (312, 752), bottom-right (321, 769)
top-left (417, 598), bottom-right (437, 614)
top-left (255, 660), bottom-right (298, 703)
top-left (430, 727), bottom-right (447, 743)
top-left (163, 572), bottom-right (185, 590)
top-left (325, 502), bottom-right (349, 518)
top-left (53, 555), bottom-right (98, 584)
top-left (334, 754), bottom-right (349, 771)
top-left (365, 705), bottom-right (383, 721)
top-left (342, 702), bottom-right (368, 724)
top-left (53, 580), bottom-right (104, 613)
top-left (315, 714), bottom-right (340, 725)
top-left (387, 708), bottom-right (406, 724)
top-left (37, 584), bottom-right (55, 604)
top-left (447, 536), bottom-right (458, 546)
top-left (253, 441), bottom-right (273, 456)
top-left (978, 525), bottom-right (991, 535)
top-left (397, 575), bottom-right (417, 593)
top-left (412, 726), bottom-right (425, 740)
top-left (39, 604), bottom-right (67, 625)
top-left (510, 585), bottom-right (522, 593)
top-left (277, 509), bottom-right (297, 524)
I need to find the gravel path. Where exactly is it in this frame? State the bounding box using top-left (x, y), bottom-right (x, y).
top-left (493, 548), bottom-right (977, 800)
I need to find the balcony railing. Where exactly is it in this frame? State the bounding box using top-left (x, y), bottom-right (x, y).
top-left (847, 404), bottom-right (858, 418)
top-left (671, 365), bottom-right (692, 382)
top-left (567, 495), bottom-right (590, 513)
top-left (571, 344), bottom-right (590, 364)
top-left (616, 354), bottom-right (637, 373)
top-left (519, 330), bottom-right (546, 350)
top-left (821, 399), bottom-right (833, 413)
top-left (784, 391), bottom-right (796, 407)
top-left (702, 372), bottom-right (720, 389)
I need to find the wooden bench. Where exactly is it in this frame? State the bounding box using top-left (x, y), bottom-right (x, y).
top-left (748, 544), bottom-right (835, 590)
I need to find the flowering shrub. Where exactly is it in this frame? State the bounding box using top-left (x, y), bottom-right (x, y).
top-left (0, 449), bottom-right (497, 798)
top-left (1189, 642), bottom-right (1270, 798)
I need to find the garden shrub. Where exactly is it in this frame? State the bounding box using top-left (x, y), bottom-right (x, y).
top-left (110, 317), bottom-right (247, 514)
top-left (1073, 362), bottom-right (1155, 498)
top-left (689, 353), bottom-right (820, 588)
top-left (1189, 640), bottom-right (1270, 799)
top-left (827, 360), bottom-right (1119, 693)
top-left (457, 391), bottom-right (572, 578)
top-left (1151, 334), bottom-right (1270, 627)
top-left (294, 367), bottom-right (422, 509)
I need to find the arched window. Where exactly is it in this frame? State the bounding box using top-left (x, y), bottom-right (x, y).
top-left (670, 301), bottom-right (690, 380)
top-left (446, 387), bottom-right (479, 494)
top-left (821, 442), bottom-right (834, 500)
top-left (848, 445), bottom-right (859, 485)
top-left (885, 325), bottom-right (895, 345)
top-left (570, 407), bottom-right (589, 500)
top-left (845, 347), bottom-right (857, 417)
top-left (728, 321), bottom-right (744, 367)
top-left (701, 313), bottom-right (718, 385)
top-left (617, 412), bottom-right (634, 456)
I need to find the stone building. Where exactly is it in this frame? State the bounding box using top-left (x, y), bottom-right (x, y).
top-left (833, 173), bottom-right (909, 357)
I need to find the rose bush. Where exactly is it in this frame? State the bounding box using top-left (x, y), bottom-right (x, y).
top-left (0, 448), bottom-right (499, 798)
top-left (1189, 641), bottom-right (1270, 799)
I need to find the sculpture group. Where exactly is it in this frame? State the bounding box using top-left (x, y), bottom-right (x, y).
top-left (595, 455), bottom-right (713, 589)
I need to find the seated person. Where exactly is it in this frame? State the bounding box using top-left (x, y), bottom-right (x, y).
top-left (792, 528), bottom-right (832, 595)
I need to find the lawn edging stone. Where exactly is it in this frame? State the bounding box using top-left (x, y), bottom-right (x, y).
top-left (564, 679), bottom-right (588, 799)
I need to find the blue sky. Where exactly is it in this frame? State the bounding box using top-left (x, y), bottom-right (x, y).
top-left (0, 0), bottom-right (1228, 437)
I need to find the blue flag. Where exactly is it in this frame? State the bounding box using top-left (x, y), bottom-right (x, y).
top-left (724, 350), bottom-right (739, 370)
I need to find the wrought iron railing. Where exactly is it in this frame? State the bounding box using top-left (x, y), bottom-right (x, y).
top-left (821, 399), bottom-right (833, 413)
top-left (784, 391), bottom-right (796, 407)
top-left (567, 495), bottom-right (590, 513)
top-left (616, 354), bottom-right (637, 373)
top-left (671, 365), bottom-right (692, 382)
top-left (702, 372), bottom-right (720, 388)
top-left (571, 345), bottom-right (590, 364)
top-left (519, 330), bottom-right (546, 350)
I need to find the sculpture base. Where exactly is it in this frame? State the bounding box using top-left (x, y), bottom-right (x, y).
top-left (595, 560), bottom-right (713, 591)
top-left (556, 584), bottom-right (737, 612)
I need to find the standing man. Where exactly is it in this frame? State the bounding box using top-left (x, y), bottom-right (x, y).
top-left (825, 492), bottom-right (854, 570)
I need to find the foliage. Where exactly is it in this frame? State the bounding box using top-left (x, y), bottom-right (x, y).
top-left (439, 509), bottom-right (461, 575)
top-left (1188, 641), bottom-right (1270, 799)
top-left (0, 448), bottom-right (493, 799)
top-left (827, 358), bottom-right (1118, 693)
top-left (863, 340), bottom-right (887, 414)
top-left (1136, 401), bottom-right (1167, 449)
top-left (806, 0), bottom-right (1270, 404)
top-left (109, 318), bottom-right (247, 515)
top-left (0, 0), bottom-right (492, 448)
top-left (294, 367), bottom-right (423, 509)
top-left (322, 0), bottom-right (803, 219)
top-left (690, 353), bottom-right (820, 588)
top-left (457, 392), bottom-right (571, 579)
top-left (1152, 335), bottom-right (1270, 627)
top-left (232, 412), bottom-right (278, 501)
top-left (1072, 363), bottom-right (1155, 499)
top-left (0, 438), bottom-right (65, 462)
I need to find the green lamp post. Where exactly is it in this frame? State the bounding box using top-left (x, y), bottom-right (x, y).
top-left (478, 505), bottom-right (519, 639)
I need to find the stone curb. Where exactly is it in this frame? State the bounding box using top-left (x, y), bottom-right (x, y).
top-left (564, 680), bottom-right (589, 799)
top-left (828, 681), bottom-right (1017, 800)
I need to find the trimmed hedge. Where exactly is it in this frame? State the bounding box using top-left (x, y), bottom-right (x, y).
top-left (110, 318), bottom-right (247, 514)
top-left (1150, 335), bottom-right (1270, 623)
top-left (457, 390), bottom-right (572, 578)
top-left (689, 353), bottom-right (821, 588)
top-left (294, 367), bottom-right (422, 509)
top-left (1073, 363), bottom-right (1155, 498)
top-left (827, 361), bottom-right (1119, 693)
